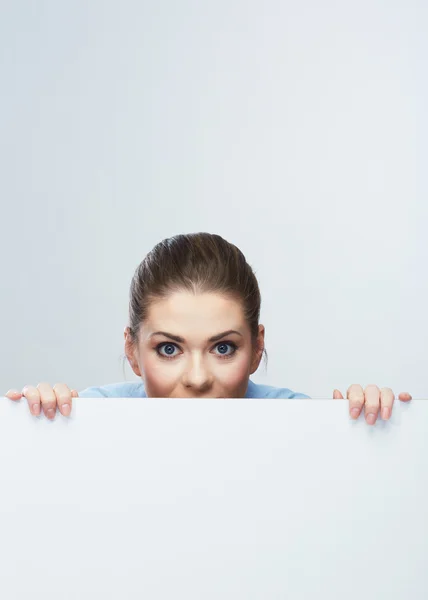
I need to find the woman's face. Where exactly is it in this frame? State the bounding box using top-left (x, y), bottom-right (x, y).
top-left (124, 291), bottom-right (265, 398)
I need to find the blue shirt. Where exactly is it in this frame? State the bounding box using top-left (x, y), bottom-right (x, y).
top-left (79, 379), bottom-right (311, 399)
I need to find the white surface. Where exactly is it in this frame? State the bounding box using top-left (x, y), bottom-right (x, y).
top-left (0, 396), bottom-right (426, 599)
top-left (1, 0), bottom-right (427, 399)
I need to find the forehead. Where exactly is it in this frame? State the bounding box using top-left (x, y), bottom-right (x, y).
top-left (144, 291), bottom-right (245, 328)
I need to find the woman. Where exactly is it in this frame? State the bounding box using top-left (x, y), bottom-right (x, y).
top-left (5, 232), bottom-right (412, 423)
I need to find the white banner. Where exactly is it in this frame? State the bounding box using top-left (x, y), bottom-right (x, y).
top-left (0, 397), bottom-right (426, 600)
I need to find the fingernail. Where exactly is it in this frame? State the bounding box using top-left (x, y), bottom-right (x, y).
top-left (46, 408), bottom-right (56, 419)
top-left (366, 413), bottom-right (376, 425)
top-left (382, 407), bottom-right (390, 420)
top-left (31, 403), bottom-right (40, 415)
top-left (61, 404), bottom-right (71, 416)
top-left (350, 408), bottom-right (360, 419)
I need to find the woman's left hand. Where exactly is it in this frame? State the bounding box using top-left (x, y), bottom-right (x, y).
top-left (333, 384), bottom-right (412, 425)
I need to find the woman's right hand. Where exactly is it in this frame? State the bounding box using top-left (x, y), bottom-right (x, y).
top-left (4, 383), bottom-right (78, 419)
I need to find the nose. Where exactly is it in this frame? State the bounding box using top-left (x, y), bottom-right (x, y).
top-left (181, 354), bottom-right (214, 392)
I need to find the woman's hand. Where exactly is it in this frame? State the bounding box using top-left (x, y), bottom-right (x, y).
top-left (333, 384), bottom-right (412, 425)
top-left (5, 383), bottom-right (78, 419)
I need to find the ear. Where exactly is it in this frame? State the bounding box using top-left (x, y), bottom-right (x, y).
top-left (124, 326), bottom-right (142, 378)
top-left (250, 324), bottom-right (265, 375)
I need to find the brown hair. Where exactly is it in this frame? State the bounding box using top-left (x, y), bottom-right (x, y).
top-left (121, 232), bottom-right (267, 375)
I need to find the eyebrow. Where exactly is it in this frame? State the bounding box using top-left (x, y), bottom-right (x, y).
top-left (149, 330), bottom-right (243, 343)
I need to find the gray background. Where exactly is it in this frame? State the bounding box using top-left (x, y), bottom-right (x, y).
top-left (1, 0), bottom-right (427, 398)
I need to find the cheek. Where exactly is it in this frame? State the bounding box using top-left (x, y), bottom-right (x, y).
top-left (140, 350), bottom-right (178, 393)
top-left (215, 353), bottom-right (252, 388)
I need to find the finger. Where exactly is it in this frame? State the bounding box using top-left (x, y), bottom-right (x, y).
top-left (347, 384), bottom-right (365, 419)
top-left (36, 382), bottom-right (57, 420)
top-left (333, 389), bottom-right (343, 399)
top-left (364, 384), bottom-right (381, 425)
top-left (5, 389), bottom-right (22, 401)
top-left (53, 383), bottom-right (73, 417)
top-left (398, 392), bottom-right (412, 402)
top-left (22, 385), bottom-right (42, 416)
top-left (380, 387), bottom-right (394, 420)
top-left (70, 389), bottom-right (79, 398)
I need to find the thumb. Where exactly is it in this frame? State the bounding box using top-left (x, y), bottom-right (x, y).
top-left (333, 389), bottom-right (344, 399)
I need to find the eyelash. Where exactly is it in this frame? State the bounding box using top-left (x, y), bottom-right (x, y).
top-left (155, 341), bottom-right (238, 361)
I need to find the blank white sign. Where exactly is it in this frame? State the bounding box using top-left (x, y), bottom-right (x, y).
top-left (0, 397), bottom-right (426, 600)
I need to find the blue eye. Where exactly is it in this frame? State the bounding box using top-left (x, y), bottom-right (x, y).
top-left (214, 342), bottom-right (237, 357)
top-left (157, 343), bottom-right (179, 358)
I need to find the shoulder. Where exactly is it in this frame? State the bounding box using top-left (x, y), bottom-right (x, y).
top-left (246, 379), bottom-right (311, 399)
top-left (78, 381), bottom-right (147, 398)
